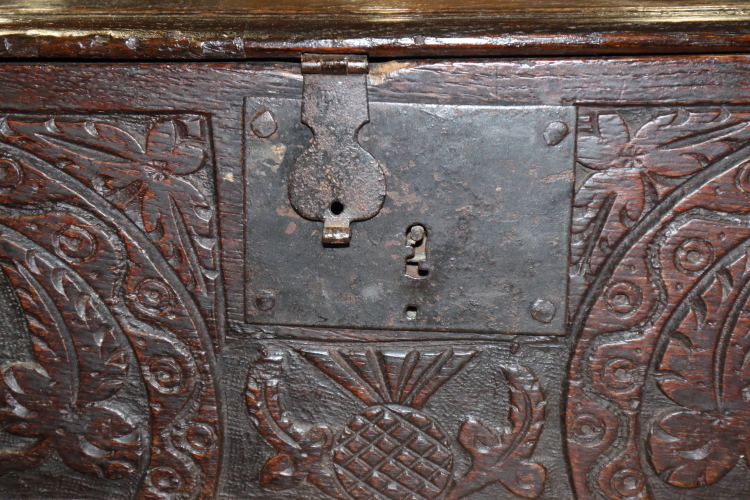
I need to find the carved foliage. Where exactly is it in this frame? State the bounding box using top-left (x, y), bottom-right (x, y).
top-left (571, 109), bottom-right (750, 310)
top-left (247, 347), bottom-right (547, 500)
top-left (450, 365), bottom-right (546, 499)
top-left (566, 106), bottom-right (750, 500)
top-left (0, 112), bottom-right (222, 500)
top-left (649, 224), bottom-right (750, 488)
top-left (0, 229), bottom-right (142, 480)
top-left (0, 113), bottom-right (223, 347)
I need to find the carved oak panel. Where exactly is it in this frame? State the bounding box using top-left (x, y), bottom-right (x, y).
top-left (219, 340), bottom-right (568, 500)
top-left (567, 106), bottom-right (750, 500)
top-left (0, 58), bottom-right (749, 500)
top-left (0, 113), bottom-right (221, 499)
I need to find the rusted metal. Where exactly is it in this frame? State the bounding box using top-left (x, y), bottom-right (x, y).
top-left (405, 224), bottom-right (429, 279)
top-left (288, 54), bottom-right (385, 245)
top-left (245, 100), bottom-right (574, 335)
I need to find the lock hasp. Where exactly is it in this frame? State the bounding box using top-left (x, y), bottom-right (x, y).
top-left (245, 99), bottom-right (574, 335)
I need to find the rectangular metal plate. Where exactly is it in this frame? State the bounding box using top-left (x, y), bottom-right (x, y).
top-left (244, 99), bottom-right (573, 334)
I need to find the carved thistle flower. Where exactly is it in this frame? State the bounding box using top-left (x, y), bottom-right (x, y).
top-left (247, 347), bottom-right (547, 500)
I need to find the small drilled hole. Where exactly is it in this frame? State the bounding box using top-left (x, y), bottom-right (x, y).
top-left (405, 305), bottom-right (418, 320)
top-left (330, 201), bottom-right (344, 215)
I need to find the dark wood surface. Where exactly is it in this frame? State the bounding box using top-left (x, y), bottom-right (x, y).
top-left (1, 1), bottom-right (750, 58)
top-left (0, 55), bottom-right (748, 499)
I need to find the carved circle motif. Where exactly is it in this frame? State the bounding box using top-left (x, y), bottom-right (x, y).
top-left (735, 160), bottom-right (750, 196)
top-left (0, 113), bottom-right (221, 500)
top-left (145, 356), bottom-right (184, 394)
top-left (0, 157), bottom-right (23, 193)
top-left (675, 237), bottom-right (714, 275)
top-left (53, 224), bottom-right (98, 263)
top-left (186, 422), bottom-right (217, 453)
top-left (610, 469), bottom-right (645, 499)
top-left (132, 277), bottom-right (175, 316)
top-left (604, 281), bottom-right (643, 317)
top-left (147, 466), bottom-right (185, 494)
top-left (333, 405), bottom-right (453, 500)
top-left (602, 358), bottom-right (640, 393)
top-left (570, 413), bottom-right (607, 446)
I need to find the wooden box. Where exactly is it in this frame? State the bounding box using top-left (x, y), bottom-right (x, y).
top-left (0, 2), bottom-right (749, 499)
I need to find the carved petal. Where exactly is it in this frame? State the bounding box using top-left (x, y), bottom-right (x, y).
top-left (577, 113), bottom-right (631, 170)
top-left (2, 363), bottom-right (56, 416)
top-left (632, 110), bottom-right (750, 176)
top-left (648, 410), bottom-right (742, 487)
top-left (56, 406), bottom-right (140, 479)
top-left (76, 325), bottom-right (128, 406)
top-left (146, 120), bottom-right (205, 176)
top-left (259, 454), bottom-right (306, 490)
top-left (497, 459), bottom-right (546, 499)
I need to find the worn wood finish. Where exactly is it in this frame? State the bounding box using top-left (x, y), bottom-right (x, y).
top-left (2, 56), bottom-right (750, 499)
top-left (1, 1), bottom-right (750, 58)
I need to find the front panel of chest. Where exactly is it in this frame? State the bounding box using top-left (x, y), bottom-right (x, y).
top-left (0, 57), bottom-right (748, 500)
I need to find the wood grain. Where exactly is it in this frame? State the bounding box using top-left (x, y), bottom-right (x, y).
top-left (0, 1), bottom-right (750, 58)
top-left (0, 56), bottom-right (749, 499)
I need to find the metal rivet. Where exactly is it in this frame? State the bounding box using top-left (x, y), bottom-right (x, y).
top-left (255, 290), bottom-right (276, 311)
top-left (543, 121), bottom-right (569, 146)
top-left (530, 299), bottom-right (556, 323)
top-left (251, 109), bottom-right (277, 138)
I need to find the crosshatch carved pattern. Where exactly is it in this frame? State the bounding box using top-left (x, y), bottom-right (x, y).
top-left (3, 66), bottom-right (750, 500)
top-left (245, 346), bottom-right (548, 500)
top-left (0, 113), bottom-right (222, 499)
top-left (566, 107), bottom-right (750, 500)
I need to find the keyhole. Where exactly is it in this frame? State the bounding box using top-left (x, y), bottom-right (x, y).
top-left (405, 224), bottom-right (429, 279)
top-left (404, 305), bottom-right (418, 320)
top-left (330, 201), bottom-right (344, 215)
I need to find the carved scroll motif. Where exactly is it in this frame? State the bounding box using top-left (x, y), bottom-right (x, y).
top-left (247, 347), bottom-right (547, 500)
top-left (566, 107), bottom-right (750, 500)
top-left (0, 114), bottom-right (222, 500)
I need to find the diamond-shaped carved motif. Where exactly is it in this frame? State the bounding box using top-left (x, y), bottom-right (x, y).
top-left (333, 405), bottom-right (453, 500)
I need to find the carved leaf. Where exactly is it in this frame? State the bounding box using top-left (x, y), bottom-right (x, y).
top-left (578, 110), bottom-right (750, 174)
top-left (451, 365), bottom-right (546, 499)
top-left (0, 231), bottom-right (137, 479)
top-left (577, 113), bottom-right (632, 170)
top-left (17, 256), bottom-right (128, 408)
top-left (76, 324), bottom-right (128, 406)
top-left (571, 168), bottom-right (649, 277)
top-left (501, 365), bottom-right (546, 462)
top-left (1, 263), bottom-right (75, 411)
top-left (572, 110), bottom-right (750, 279)
top-left (650, 240), bottom-right (750, 489)
top-left (246, 353), bottom-right (332, 493)
top-left (56, 406), bottom-right (139, 480)
top-left (715, 274), bottom-right (750, 412)
top-left (656, 254), bottom-right (750, 412)
top-left (300, 347), bottom-right (476, 409)
top-left (0, 115), bottom-right (217, 298)
top-left (633, 110), bottom-right (750, 175)
top-left (648, 410), bottom-right (743, 488)
top-left (145, 119), bottom-right (206, 175)
top-left (92, 122), bottom-right (144, 153)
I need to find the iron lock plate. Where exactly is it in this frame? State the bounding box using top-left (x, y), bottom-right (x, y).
top-left (244, 99), bottom-right (574, 335)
